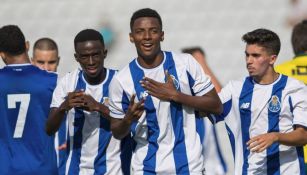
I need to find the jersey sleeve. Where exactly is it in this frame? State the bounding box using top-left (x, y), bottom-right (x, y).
top-left (108, 76), bottom-right (127, 119)
top-left (50, 75), bottom-right (67, 108)
top-left (292, 86), bottom-right (307, 127)
top-left (186, 54), bottom-right (214, 96)
top-left (212, 82), bottom-right (233, 123)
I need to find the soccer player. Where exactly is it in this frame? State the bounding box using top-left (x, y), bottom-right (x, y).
top-left (215, 28), bottom-right (307, 174)
top-left (31, 37), bottom-right (67, 173)
top-left (32, 37), bottom-right (60, 72)
top-left (45, 29), bottom-right (131, 175)
top-left (0, 25), bottom-right (58, 175)
top-left (275, 19), bottom-right (307, 174)
top-left (108, 8), bottom-right (223, 174)
top-left (182, 47), bottom-right (227, 175)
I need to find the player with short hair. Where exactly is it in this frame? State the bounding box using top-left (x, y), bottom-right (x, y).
top-left (109, 8), bottom-right (222, 174)
top-left (45, 29), bottom-right (131, 175)
top-left (0, 25), bottom-right (58, 175)
top-left (215, 28), bottom-right (307, 174)
top-left (32, 37), bottom-right (60, 72)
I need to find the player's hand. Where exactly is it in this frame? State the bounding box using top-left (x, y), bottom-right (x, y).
top-left (140, 70), bottom-right (178, 101)
top-left (247, 132), bottom-right (279, 153)
top-left (62, 89), bottom-right (85, 111)
top-left (125, 94), bottom-right (145, 123)
top-left (58, 143), bottom-right (67, 150)
top-left (81, 94), bottom-right (101, 112)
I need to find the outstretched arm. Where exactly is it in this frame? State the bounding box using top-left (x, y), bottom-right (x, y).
top-left (111, 94), bottom-right (145, 139)
top-left (247, 126), bottom-right (307, 153)
top-left (140, 71), bottom-right (222, 115)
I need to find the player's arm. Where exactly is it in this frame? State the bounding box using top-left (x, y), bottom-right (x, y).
top-left (140, 71), bottom-right (222, 115)
top-left (247, 126), bottom-right (307, 153)
top-left (110, 94), bottom-right (145, 139)
top-left (45, 90), bottom-right (84, 136)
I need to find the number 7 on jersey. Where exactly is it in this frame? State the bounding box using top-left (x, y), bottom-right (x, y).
top-left (7, 94), bottom-right (30, 138)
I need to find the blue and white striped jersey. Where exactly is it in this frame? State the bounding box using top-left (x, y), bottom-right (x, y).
top-left (202, 118), bottom-right (227, 175)
top-left (109, 51), bottom-right (214, 174)
top-left (0, 64), bottom-right (58, 175)
top-left (51, 68), bottom-right (132, 175)
top-left (215, 74), bottom-right (307, 175)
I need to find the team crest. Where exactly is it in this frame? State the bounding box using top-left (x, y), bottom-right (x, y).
top-left (170, 75), bottom-right (180, 90)
top-left (101, 97), bottom-right (109, 106)
top-left (268, 95), bottom-right (281, 112)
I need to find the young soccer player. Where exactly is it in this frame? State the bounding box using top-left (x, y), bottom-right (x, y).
top-left (0, 25), bottom-right (58, 175)
top-left (108, 8), bottom-right (222, 174)
top-left (215, 28), bottom-right (307, 174)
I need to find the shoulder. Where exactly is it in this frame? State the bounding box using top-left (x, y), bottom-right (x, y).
top-left (285, 75), bottom-right (306, 89)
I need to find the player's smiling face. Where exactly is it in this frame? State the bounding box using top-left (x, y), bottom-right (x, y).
top-left (75, 40), bottom-right (107, 81)
top-left (129, 17), bottom-right (164, 62)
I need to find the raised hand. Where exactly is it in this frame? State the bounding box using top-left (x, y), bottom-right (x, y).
top-left (125, 94), bottom-right (145, 123)
top-left (140, 70), bottom-right (178, 101)
top-left (61, 89), bottom-right (85, 111)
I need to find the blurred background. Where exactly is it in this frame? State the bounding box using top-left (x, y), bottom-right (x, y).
top-left (1, 0), bottom-right (306, 174)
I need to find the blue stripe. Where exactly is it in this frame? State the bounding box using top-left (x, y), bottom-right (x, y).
top-left (164, 51), bottom-right (189, 174)
top-left (289, 96), bottom-right (294, 114)
top-left (296, 146), bottom-right (305, 175)
top-left (58, 115), bottom-right (67, 175)
top-left (225, 124), bottom-right (235, 162)
top-left (215, 99), bottom-right (232, 123)
top-left (187, 71), bottom-right (205, 145)
top-left (267, 75), bottom-right (287, 175)
top-left (120, 136), bottom-right (133, 175)
top-left (129, 60), bottom-right (159, 174)
top-left (213, 125), bottom-right (227, 173)
top-left (94, 69), bottom-right (115, 174)
top-left (68, 71), bottom-right (86, 175)
top-left (239, 77), bottom-right (254, 175)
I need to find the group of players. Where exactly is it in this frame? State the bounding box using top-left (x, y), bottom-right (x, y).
top-left (1, 7), bottom-right (307, 175)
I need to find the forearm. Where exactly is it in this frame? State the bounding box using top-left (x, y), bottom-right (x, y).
top-left (276, 127), bottom-right (307, 146)
top-left (111, 117), bottom-right (132, 139)
top-left (171, 89), bottom-right (222, 115)
top-left (45, 105), bottom-right (67, 136)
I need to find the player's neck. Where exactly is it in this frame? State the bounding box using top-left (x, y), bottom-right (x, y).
top-left (5, 53), bottom-right (31, 65)
top-left (137, 51), bottom-right (164, 69)
top-left (254, 70), bottom-right (279, 85)
top-left (83, 68), bottom-right (106, 85)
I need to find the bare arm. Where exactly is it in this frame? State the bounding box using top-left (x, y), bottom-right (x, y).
top-left (111, 94), bottom-right (145, 139)
top-left (247, 126), bottom-right (307, 153)
top-left (140, 71), bottom-right (223, 115)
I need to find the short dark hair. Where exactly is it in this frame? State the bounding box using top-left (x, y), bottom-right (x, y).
top-left (74, 29), bottom-right (104, 50)
top-left (291, 20), bottom-right (307, 55)
top-left (242, 28), bottom-right (281, 56)
top-left (34, 37), bottom-right (58, 51)
top-left (0, 25), bottom-right (26, 56)
top-left (130, 8), bottom-right (162, 31)
top-left (182, 46), bottom-right (205, 56)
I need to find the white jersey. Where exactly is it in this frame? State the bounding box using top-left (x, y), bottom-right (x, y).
top-left (51, 68), bottom-right (132, 175)
top-left (215, 74), bottom-right (307, 175)
top-left (109, 51), bottom-right (214, 174)
top-left (202, 118), bottom-right (227, 175)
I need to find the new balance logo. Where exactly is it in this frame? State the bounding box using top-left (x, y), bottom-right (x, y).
top-left (240, 102), bottom-right (250, 109)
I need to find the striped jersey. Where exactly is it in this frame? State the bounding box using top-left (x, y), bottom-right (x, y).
top-left (0, 64), bottom-right (58, 175)
top-left (215, 74), bottom-right (307, 175)
top-left (50, 68), bottom-right (132, 175)
top-left (109, 51), bottom-right (214, 174)
top-left (202, 118), bottom-right (227, 175)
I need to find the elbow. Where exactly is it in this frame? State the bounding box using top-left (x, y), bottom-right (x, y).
top-left (45, 122), bottom-right (54, 136)
top-left (213, 99), bottom-right (223, 115)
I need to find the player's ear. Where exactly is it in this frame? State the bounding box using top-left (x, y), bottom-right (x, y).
top-left (0, 52), bottom-right (7, 64)
top-left (129, 33), bottom-right (134, 43)
top-left (25, 41), bottom-right (30, 52)
top-left (270, 55), bottom-right (277, 65)
top-left (160, 31), bottom-right (164, 42)
top-left (103, 49), bottom-right (108, 59)
top-left (74, 53), bottom-right (79, 62)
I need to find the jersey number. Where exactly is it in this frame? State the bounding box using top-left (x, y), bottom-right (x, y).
top-left (7, 94), bottom-right (30, 138)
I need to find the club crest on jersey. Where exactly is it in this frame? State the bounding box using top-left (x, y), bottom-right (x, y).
top-left (101, 97), bottom-right (109, 106)
top-left (140, 90), bottom-right (149, 100)
top-left (268, 95), bottom-right (281, 112)
top-left (170, 74), bottom-right (180, 90)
